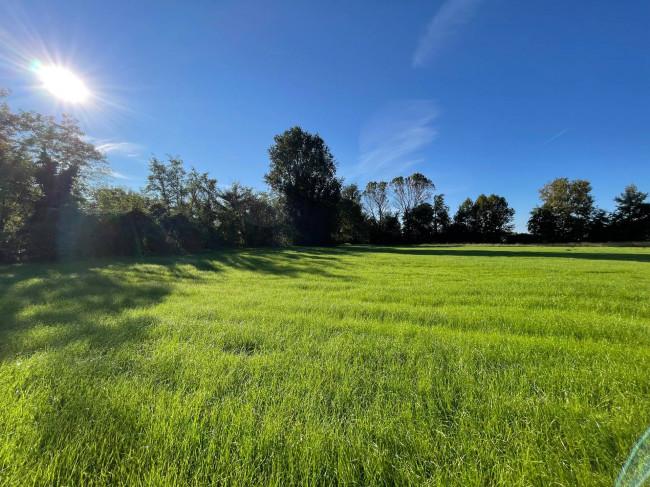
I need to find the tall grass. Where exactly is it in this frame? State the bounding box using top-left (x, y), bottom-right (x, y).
top-left (1, 246), bottom-right (649, 485)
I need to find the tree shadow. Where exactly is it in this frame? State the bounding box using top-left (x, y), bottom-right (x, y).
top-left (337, 245), bottom-right (650, 263)
top-left (195, 247), bottom-right (351, 279)
top-left (0, 247), bottom-right (357, 363)
top-left (0, 260), bottom-right (172, 363)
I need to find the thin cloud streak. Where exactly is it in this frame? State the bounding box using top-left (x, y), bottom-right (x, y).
top-left (108, 170), bottom-right (132, 180)
top-left (95, 141), bottom-right (143, 157)
top-left (346, 100), bottom-right (438, 181)
top-left (545, 128), bottom-right (569, 143)
top-left (412, 0), bottom-right (482, 68)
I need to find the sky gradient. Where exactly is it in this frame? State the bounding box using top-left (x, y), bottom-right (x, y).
top-left (1, 0), bottom-right (649, 231)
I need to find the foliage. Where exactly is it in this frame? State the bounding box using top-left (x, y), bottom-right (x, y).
top-left (265, 126), bottom-right (342, 245)
top-left (530, 178), bottom-right (596, 241)
top-left (1, 91), bottom-right (649, 262)
top-left (336, 184), bottom-right (368, 244)
top-left (362, 181), bottom-right (391, 223)
top-left (611, 184), bottom-right (650, 241)
top-left (452, 194), bottom-right (515, 242)
top-left (390, 173), bottom-right (435, 216)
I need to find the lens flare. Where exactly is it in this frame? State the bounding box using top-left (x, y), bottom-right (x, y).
top-left (31, 60), bottom-right (89, 102)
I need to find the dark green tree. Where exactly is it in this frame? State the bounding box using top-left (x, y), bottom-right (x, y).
top-left (403, 203), bottom-right (434, 243)
top-left (431, 194), bottom-right (450, 240)
top-left (611, 184), bottom-right (650, 240)
top-left (532, 178), bottom-right (595, 241)
top-left (336, 184), bottom-right (368, 243)
top-left (265, 127), bottom-right (341, 245)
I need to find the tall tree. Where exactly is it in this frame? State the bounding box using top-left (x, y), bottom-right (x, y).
top-left (22, 114), bottom-right (106, 260)
top-left (145, 155), bottom-right (189, 213)
top-left (431, 194), bottom-right (450, 239)
top-left (336, 184), bottom-right (368, 243)
top-left (362, 181), bottom-right (390, 223)
top-left (612, 184), bottom-right (650, 240)
top-left (533, 178), bottom-right (595, 241)
top-left (265, 127), bottom-right (341, 245)
top-left (403, 203), bottom-right (434, 243)
top-left (453, 194), bottom-right (515, 242)
top-left (390, 173), bottom-right (435, 216)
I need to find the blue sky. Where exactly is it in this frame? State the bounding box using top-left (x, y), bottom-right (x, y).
top-left (1, 0), bottom-right (649, 231)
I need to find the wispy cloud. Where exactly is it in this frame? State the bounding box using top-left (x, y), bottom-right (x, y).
top-left (108, 170), bottom-right (132, 180)
top-left (95, 141), bottom-right (143, 158)
top-left (346, 100), bottom-right (438, 181)
top-left (412, 0), bottom-right (482, 68)
top-left (85, 136), bottom-right (144, 158)
top-left (545, 128), bottom-right (568, 143)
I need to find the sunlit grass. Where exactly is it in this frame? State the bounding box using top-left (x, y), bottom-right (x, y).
top-left (1, 246), bottom-right (649, 485)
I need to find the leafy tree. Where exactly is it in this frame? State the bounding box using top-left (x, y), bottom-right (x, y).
top-left (403, 203), bottom-right (434, 243)
top-left (453, 194), bottom-right (515, 242)
top-left (533, 178), bottom-right (595, 241)
top-left (431, 194), bottom-right (451, 239)
top-left (611, 184), bottom-right (650, 240)
top-left (265, 127), bottom-right (341, 245)
top-left (390, 173), bottom-right (435, 217)
top-left (589, 208), bottom-right (612, 242)
top-left (145, 155), bottom-right (188, 212)
top-left (527, 206), bottom-right (558, 242)
top-left (88, 186), bottom-right (149, 216)
top-left (452, 197), bottom-right (475, 239)
top-left (22, 114), bottom-right (105, 260)
top-left (336, 184), bottom-right (368, 243)
top-left (473, 194), bottom-right (515, 242)
top-left (217, 182), bottom-right (281, 246)
top-left (362, 181), bottom-right (390, 223)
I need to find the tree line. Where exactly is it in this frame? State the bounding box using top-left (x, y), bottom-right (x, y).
top-left (1, 96), bottom-right (648, 263)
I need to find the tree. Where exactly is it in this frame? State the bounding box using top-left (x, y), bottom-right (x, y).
top-left (22, 114), bottom-right (106, 260)
top-left (533, 178), bottom-right (595, 241)
top-left (612, 184), bottom-right (650, 240)
top-left (265, 127), bottom-right (341, 245)
top-left (431, 194), bottom-right (451, 240)
top-left (336, 184), bottom-right (368, 243)
top-left (145, 155), bottom-right (188, 213)
top-left (390, 173), bottom-right (435, 217)
top-left (217, 182), bottom-right (282, 247)
top-left (527, 206), bottom-right (558, 242)
top-left (453, 194), bottom-right (515, 242)
top-left (362, 181), bottom-right (390, 223)
top-left (473, 194), bottom-right (515, 242)
top-left (403, 203), bottom-right (434, 243)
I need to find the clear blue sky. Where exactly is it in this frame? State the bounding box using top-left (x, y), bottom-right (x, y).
top-left (2, 0), bottom-right (649, 231)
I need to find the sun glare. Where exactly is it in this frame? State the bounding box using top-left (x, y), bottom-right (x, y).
top-left (33, 62), bottom-right (89, 102)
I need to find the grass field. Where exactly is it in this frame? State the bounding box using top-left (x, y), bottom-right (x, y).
top-left (1, 246), bottom-right (649, 486)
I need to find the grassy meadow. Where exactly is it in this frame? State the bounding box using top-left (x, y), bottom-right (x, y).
top-left (1, 246), bottom-right (649, 486)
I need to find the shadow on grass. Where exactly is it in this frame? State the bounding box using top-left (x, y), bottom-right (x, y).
top-left (338, 245), bottom-right (650, 263)
top-left (0, 261), bottom-right (171, 362)
top-left (0, 248), bottom-right (354, 362)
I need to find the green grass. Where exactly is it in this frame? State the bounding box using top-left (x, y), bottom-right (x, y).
top-left (1, 246), bottom-right (649, 486)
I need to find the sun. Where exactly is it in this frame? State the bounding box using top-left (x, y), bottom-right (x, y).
top-left (32, 61), bottom-right (89, 102)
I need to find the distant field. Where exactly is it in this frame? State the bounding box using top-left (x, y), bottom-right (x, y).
top-left (1, 246), bottom-right (649, 486)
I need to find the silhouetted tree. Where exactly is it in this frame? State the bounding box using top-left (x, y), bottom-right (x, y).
top-left (431, 194), bottom-right (451, 240)
top-left (336, 184), bottom-right (368, 243)
top-left (611, 184), bottom-right (650, 240)
top-left (403, 203), bottom-right (434, 243)
top-left (453, 194), bottom-right (515, 242)
top-left (527, 206), bottom-right (558, 242)
top-left (265, 127), bottom-right (341, 245)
